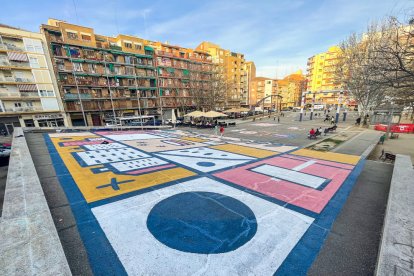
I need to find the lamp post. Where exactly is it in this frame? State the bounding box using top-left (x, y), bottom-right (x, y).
top-left (310, 92), bottom-right (315, 120)
top-left (335, 91), bottom-right (343, 124)
top-left (299, 91), bottom-right (306, 122)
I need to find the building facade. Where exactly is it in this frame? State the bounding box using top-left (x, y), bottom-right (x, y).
top-left (41, 19), bottom-right (158, 126)
top-left (244, 61), bottom-right (256, 107)
top-left (0, 24), bottom-right (67, 133)
top-left (278, 70), bottom-right (306, 108)
top-left (306, 46), bottom-right (345, 106)
top-left (249, 77), bottom-right (278, 109)
top-left (196, 42), bottom-right (247, 109)
top-left (147, 41), bottom-right (213, 117)
top-left (41, 19), bottom-right (214, 126)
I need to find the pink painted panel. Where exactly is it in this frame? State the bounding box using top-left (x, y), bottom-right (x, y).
top-left (214, 155), bottom-right (353, 213)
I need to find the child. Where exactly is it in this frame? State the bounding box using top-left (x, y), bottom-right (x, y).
top-left (219, 126), bottom-right (224, 137)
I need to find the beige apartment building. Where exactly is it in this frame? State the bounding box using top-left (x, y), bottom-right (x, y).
top-left (244, 61), bottom-right (256, 107)
top-left (0, 24), bottom-right (67, 133)
top-left (196, 42), bottom-right (248, 109)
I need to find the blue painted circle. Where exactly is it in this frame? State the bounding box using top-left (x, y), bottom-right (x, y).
top-left (196, 161), bottom-right (215, 167)
top-left (146, 192), bottom-right (257, 254)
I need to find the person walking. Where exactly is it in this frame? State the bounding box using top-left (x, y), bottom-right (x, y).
top-left (331, 117), bottom-right (335, 125)
top-left (219, 126), bottom-right (224, 137)
top-left (214, 124), bottom-right (218, 136)
top-left (277, 116), bottom-right (280, 123)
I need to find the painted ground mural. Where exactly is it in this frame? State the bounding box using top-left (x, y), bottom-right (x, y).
top-left (45, 130), bottom-right (363, 275)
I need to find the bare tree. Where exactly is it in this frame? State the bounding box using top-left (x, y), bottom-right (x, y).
top-left (335, 26), bottom-right (386, 124)
top-left (371, 15), bottom-right (414, 120)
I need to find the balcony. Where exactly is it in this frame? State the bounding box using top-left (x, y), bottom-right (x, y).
top-left (0, 76), bottom-right (16, 82)
top-left (64, 93), bottom-right (93, 100)
top-left (0, 43), bottom-right (25, 52)
top-left (15, 77), bottom-right (34, 83)
top-left (109, 45), bottom-right (122, 51)
top-left (3, 106), bottom-right (43, 113)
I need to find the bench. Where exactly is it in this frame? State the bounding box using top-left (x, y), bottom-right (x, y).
top-left (384, 152), bottom-right (396, 162)
top-left (308, 134), bottom-right (317, 140)
top-left (327, 125), bottom-right (337, 132)
top-left (323, 128), bottom-right (330, 136)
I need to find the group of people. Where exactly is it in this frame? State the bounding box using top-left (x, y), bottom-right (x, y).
top-left (309, 127), bottom-right (322, 139)
top-left (323, 115), bottom-right (336, 124)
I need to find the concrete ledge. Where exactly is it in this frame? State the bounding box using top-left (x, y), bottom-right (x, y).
top-left (0, 128), bottom-right (71, 275)
top-left (376, 154), bottom-right (414, 276)
top-left (23, 125), bottom-right (172, 132)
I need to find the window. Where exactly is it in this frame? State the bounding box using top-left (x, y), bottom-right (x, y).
top-left (33, 70), bottom-right (51, 83)
top-left (124, 42), bottom-right (132, 49)
top-left (125, 67), bottom-right (134, 75)
top-left (73, 62), bottom-right (83, 72)
top-left (81, 34), bottom-right (91, 41)
top-left (38, 84), bottom-right (55, 97)
top-left (23, 38), bottom-right (44, 54)
top-left (29, 57), bottom-right (40, 68)
top-left (26, 101), bottom-right (33, 107)
top-left (88, 63), bottom-right (96, 73)
top-left (134, 43), bottom-right (142, 50)
top-left (14, 102), bottom-right (22, 107)
top-left (67, 31), bottom-right (78, 40)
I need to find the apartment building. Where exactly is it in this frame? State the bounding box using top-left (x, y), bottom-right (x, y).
top-left (146, 41), bottom-right (213, 117)
top-left (196, 42), bottom-right (247, 109)
top-left (41, 19), bottom-right (159, 126)
top-left (306, 46), bottom-right (345, 106)
top-left (0, 24), bottom-right (67, 133)
top-left (278, 70), bottom-right (306, 108)
top-left (249, 77), bottom-right (278, 109)
top-left (244, 61), bottom-right (256, 107)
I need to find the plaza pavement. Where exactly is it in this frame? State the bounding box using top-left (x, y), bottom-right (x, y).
top-left (2, 115), bottom-right (403, 275)
top-left (18, 122), bottom-right (386, 275)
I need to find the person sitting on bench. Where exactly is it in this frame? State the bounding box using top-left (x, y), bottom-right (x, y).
top-left (308, 128), bottom-right (316, 139)
top-left (315, 127), bottom-right (322, 136)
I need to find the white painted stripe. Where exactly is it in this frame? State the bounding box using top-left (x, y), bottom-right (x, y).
top-left (252, 164), bottom-right (326, 189)
top-left (292, 160), bottom-right (316, 171)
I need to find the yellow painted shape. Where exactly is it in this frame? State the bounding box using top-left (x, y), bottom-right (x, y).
top-left (50, 136), bottom-right (196, 203)
top-left (291, 149), bottom-right (360, 165)
top-left (180, 137), bottom-right (208, 143)
top-left (210, 144), bottom-right (278, 158)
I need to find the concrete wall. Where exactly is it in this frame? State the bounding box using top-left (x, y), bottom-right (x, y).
top-left (376, 154), bottom-right (414, 276)
top-left (0, 128), bottom-right (71, 275)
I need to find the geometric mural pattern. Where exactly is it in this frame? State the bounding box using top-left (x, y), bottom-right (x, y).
top-left (46, 130), bottom-right (361, 275)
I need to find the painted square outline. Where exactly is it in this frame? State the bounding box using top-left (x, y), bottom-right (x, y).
top-left (214, 154), bottom-right (354, 214)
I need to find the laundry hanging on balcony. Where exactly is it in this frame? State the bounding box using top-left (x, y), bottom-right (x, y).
top-left (7, 52), bottom-right (28, 62)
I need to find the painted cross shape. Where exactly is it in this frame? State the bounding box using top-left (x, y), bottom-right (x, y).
top-left (97, 178), bottom-right (135, 191)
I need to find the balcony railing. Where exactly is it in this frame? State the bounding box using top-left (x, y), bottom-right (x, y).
top-left (1, 43), bottom-right (25, 52)
top-left (15, 77), bottom-right (34, 83)
top-left (64, 93), bottom-right (93, 100)
top-left (3, 106), bottom-right (43, 112)
top-left (0, 76), bottom-right (15, 82)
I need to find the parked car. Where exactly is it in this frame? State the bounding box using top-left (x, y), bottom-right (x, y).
top-left (145, 119), bottom-right (162, 126)
top-left (0, 147), bottom-right (11, 158)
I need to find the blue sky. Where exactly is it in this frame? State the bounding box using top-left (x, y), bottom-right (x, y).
top-left (1, 0), bottom-right (412, 78)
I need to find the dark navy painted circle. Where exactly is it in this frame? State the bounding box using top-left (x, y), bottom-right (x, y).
top-left (196, 161), bottom-right (215, 167)
top-left (146, 192), bottom-right (257, 254)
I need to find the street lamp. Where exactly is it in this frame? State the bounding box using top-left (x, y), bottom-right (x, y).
top-left (299, 91), bottom-right (306, 122)
top-left (335, 91), bottom-right (344, 124)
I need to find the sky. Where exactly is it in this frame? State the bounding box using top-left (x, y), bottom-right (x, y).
top-left (1, 0), bottom-right (412, 78)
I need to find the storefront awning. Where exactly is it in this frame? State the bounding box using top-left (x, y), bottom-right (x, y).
top-left (7, 52), bottom-right (28, 62)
